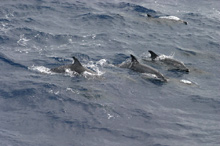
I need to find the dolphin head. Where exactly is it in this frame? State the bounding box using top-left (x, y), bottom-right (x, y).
top-left (147, 14), bottom-right (152, 18)
top-left (176, 62), bottom-right (189, 72)
top-left (183, 21), bottom-right (188, 25)
top-left (170, 61), bottom-right (190, 72)
top-left (184, 68), bottom-right (190, 72)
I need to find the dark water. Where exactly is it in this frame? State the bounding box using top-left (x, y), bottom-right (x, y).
top-left (0, 0), bottom-right (220, 146)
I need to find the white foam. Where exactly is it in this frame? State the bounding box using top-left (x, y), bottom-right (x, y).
top-left (83, 71), bottom-right (94, 78)
top-left (48, 89), bottom-right (60, 95)
top-left (159, 16), bottom-right (181, 21)
top-left (84, 59), bottom-right (106, 76)
top-left (107, 113), bottom-right (114, 119)
top-left (0, 22), bottom-right (10, 33)
top-left (66, 88), bottom-right (80, 94)
top-left (157, 54), bottom-right (173, 60)
top-left (96, 59), bottom-right (107, 66)
top-left (17, 34), bottom-right (30, 46)
top-left (29, 65), bottom-right (53, 74)
top-left (64, 68), bottom-right (78, 77)
top-left (180, 79), bottom-right (192, 85)
top-left (29, 65), bottom-right (79, 77)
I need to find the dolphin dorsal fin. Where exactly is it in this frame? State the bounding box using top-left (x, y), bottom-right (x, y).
top-left (148, 50), bottom-right (158, 60)
top-left (130, 54), bottom-right (139, 63)
top-left (72, 56), bottom-right (83, 67)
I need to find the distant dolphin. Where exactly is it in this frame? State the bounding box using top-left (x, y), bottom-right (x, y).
top-left (50, 57), bottom-right (95, 74)
top-left (119, 54), bottom-right (167, 81)
top-left (148, 50), bottom-right (189, 72)
top-left (147, 14), bottom-right (188, 25)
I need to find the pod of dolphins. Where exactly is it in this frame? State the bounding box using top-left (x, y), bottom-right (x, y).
top-left (50, 50), bottom-right (189, 82)
top-left (50, 13), bottom-right (189, 82)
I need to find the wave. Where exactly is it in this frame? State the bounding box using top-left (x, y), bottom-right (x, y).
top-left (0, 18), bottom-right (10, 23)
top-left (190, 95), bottom-right (220, 109)
top-left (0, 35), bottom-right (10, 44)
top-left (53, 1), bottom-right (93, 12)
top-left (97, 2), bottom-right (157, 15)
top-left (75, 12), bottom-right (125, 26)
top-left (78, 13), bottom-right (114, 20)
top-left (12, 3), bottom-right (55, 13)
top-left (175, 47), bottom-right (197, 56)
top-left (9, 26), bottom-right (84, 48)
top-left (0, 52), bottom-right (27, 69)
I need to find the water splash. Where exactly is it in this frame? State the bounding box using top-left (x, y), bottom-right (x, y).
top-left (156, 53), bottom-right (174, 60)
top-left (0, 22), bottom-right (10, 33)
top-left (29, 59), bottom-right (106, 78)
top-left (17, 34), bottom-right (30, 47)
top-left (85, 59), bottom-right (107, 76)
top-left (28, 65), bottom-right (53, 74)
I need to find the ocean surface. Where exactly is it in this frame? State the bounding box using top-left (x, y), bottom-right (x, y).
top-left (0, 0), bottom-right (220, 146)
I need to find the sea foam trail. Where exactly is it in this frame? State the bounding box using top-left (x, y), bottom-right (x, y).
top-left (28, 65), bottom-right (53, 74)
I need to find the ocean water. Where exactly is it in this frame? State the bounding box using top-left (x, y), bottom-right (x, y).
top-left (0, 0), bottom-right (220, 146)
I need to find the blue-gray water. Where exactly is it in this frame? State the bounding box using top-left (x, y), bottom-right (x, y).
top-left (0, 0), bottom-right (220, 146)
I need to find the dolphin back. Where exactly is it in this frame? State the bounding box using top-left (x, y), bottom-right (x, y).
top-left (129, 54), bottom-right (167, 81)
top-left (50, 56), bottom-right (95, 74)
top-left (50, 64), bottom-right (72, 73)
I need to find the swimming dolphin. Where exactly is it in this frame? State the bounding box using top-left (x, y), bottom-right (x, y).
top-left (148, 50), bottom-right (189, 72)
top-left (147, 14), bottom-right (188, 25)
top-left (50, 57), bottom-right (95, 74)
top-left (119, 54), bottom-right (167, 81)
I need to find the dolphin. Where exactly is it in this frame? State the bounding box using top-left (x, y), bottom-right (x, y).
top-left (148, 50), bottom-right (189, 72)
top-left (50, 57), bottom-right (95, 74)
top-left (119, 54), bottom-right (167, 81)
top-left (147, 14), bottom-right (188, 25)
